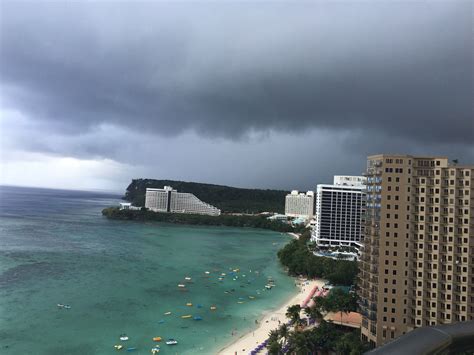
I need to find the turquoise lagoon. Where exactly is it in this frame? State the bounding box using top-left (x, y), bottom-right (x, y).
top-left (0, 186), bottom-right (296, 354)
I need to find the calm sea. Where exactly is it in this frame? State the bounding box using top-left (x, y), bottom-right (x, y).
top-left (0, 186), bottom-right (295, 354)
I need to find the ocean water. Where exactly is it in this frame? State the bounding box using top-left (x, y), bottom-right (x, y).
top-left (0, 186), bottom-right (295, 354)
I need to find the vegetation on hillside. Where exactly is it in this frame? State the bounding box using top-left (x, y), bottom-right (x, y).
top-left (102, 207), bottom-right (307, 233)
top-left (277, 238), bottom-right (358, 286)
top-left (123, 179), bottom-right (288, 213)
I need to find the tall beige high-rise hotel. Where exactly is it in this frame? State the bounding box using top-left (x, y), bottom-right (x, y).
top-left (359, 155), bottom-right (473, 347)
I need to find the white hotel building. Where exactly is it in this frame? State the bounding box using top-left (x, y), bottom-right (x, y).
top-left (311, 176), bottom-right (366, 249)
top-left (145, 186), bottom-right (221, 216)
top-left (285, 190), bottom-right (315, 219)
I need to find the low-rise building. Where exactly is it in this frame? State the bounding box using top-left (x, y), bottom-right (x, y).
top-left (145, 186), bottom-right (221, 216)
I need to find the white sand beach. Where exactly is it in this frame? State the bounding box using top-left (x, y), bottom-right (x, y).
top-left (217, 278), bottom-right (326, 355)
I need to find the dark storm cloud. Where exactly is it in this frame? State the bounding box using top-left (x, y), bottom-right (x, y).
top-left (1, 1), bottom-right (473, 147)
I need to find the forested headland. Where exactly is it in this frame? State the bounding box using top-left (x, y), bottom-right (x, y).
top-left (123, 179), bottom-right (288, 213)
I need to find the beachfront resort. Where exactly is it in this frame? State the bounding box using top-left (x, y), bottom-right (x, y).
top-left (145, 186), bottom-right (221, 216)
top-left (106, 155), bottom-right (474, 353)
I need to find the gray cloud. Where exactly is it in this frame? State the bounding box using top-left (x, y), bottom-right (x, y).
top-left (1, 1), bottom-right (472, 141)
top-left (0, 1), bottom-right (473, 190)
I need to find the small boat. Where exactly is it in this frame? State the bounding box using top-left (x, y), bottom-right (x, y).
top-left (210, 306), bottom-right (217, 310)
top-left (57, 304), bottom-right (64, 308)
top-left (119, 334), bottom-right (129, 341)
top-left (126, 347), bottom-right (137, 352)
top-left (186, 303), bottom-right (193, 307)
top-left (181, 315), bottom-right (192, 319)
top-left (193, 316), bottom-right (203, 321)
top-left (114, 344), bottom-right (123, 350)
top-left (178, 284), bottom-right (186, 288)
top-left (185, 277), bottom-right (192, 281)
top-left (158, 320), bottom-right (165, 324)
top-left (153, 337), bottom-right (162, 342)
top-left (249, 296), bottom-right (255, 299)
top-left (164, 311), bottom-right (172, 315)
top-left (265, 284), bottom-right (274, 290)
top-left (166, 339), bottom-right (178, 345)
top-left (197, 304), bottom-right (203, 308)
top-left (205, 271), bottom-right (210, 274)
top-left (237, 301), bottom-right (244, 304)
top-left (64, 305), bottom-right (71, 309)
top-left (151, 345), bottom-right (160, 354)
top-left (221, 273), bottom-right (226, 276)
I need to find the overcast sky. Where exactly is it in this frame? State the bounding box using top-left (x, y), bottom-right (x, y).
top-left (0, 1), bottom-right (472, 192)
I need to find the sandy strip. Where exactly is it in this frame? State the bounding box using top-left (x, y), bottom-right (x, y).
top-left (287, 232), bottom-right (300, 240)
top-left (217, 278), bottom-right (326, 355)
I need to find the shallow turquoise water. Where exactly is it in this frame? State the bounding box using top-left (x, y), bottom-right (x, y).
top-left (0, 186), bottom-right (295, 354)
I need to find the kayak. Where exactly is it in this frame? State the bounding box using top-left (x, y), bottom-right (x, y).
top-left (181, 315), bottom-right (192, 319)
top-left (194, 316), bottom-right (203, 321)
top-left (126, 347), bottom-right (137, 352)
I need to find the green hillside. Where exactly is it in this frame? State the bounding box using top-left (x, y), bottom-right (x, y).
top-left (123, 179), bottom-right (288, 213)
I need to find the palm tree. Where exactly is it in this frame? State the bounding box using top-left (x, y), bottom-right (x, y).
top-left (305, 307), bottom-right (323, 322)
top-left (268, 329), bottom-right (280, 343)
top-left (267, 329), bottom-right (282, 355)
top-left (303, 307), bottom-right (312, 325)
top-left (267, 340), bottom-right (283, 355)
top-left (278, 323), bottom-right (290, 345)
top-left (287, 331), bottom-right (312, 355)
top-left (286, 304), bottom-right (301, 325)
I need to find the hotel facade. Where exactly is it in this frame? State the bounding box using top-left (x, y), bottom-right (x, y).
top-left (285, 190), bottom-right (315, 219)
top-left (358, 155), bottom-right (474, 348)
top-left (311, 176), bottom-right (366, 249)
top-left (145, 186), bottom-right (221, 216)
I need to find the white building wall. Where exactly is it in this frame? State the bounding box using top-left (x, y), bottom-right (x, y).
top-left (145, 187), bottom-right (221, 216)
top-left (145, 189), bottom-right (168, 212)
top-left (285, 190), bottom-right (315, 218)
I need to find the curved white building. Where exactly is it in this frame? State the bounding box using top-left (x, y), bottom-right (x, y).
top-left (145, 186), bottom-right (221, 216)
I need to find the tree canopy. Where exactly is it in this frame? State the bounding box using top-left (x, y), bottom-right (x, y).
top-left (277, 239), bottom-right (358, 285)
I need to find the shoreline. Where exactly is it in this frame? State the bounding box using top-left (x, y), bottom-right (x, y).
top-left (287, 232), bottom-right (300, 240)
top-left (217, 278), bottom-right (326, 355)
